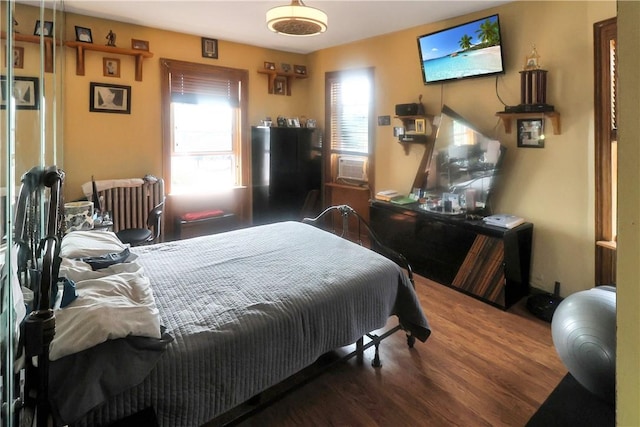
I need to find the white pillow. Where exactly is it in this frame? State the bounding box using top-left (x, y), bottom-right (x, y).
top-left (60, 231), bottom-right (128, 259)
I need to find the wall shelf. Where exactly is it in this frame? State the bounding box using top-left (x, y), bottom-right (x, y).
top-left (394, 114), bottom-right (437, 154)
top-left (496, 111), bottom-right (561, 135)
top-left (257, 69), bottom-right (308, 96)
top-left (1, 31), bottom-right (59, 73)
top-left (65, 41), bottom-right (154, 81)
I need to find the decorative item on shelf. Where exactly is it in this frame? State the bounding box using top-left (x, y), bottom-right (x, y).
top-left (264, 61), bottom-right (276, 70)
top-left (63, 201), bottom-right (94, 234)
top-left (416, 94), bottom-right (425, 115)
top-left (306, 118), bottom-right (316, 128)
top-left (34, 20), bottom-right (53, 37)
top-left (261, 117), bottom-right (273, 127)
top-left (287, 117), bottom-right (301, 127)
top-left (414, 118), bottom-right (426, 134)
top-left (281, 63), bottom-right (291, 72)
top-left (201, 37), bottom-right (218, 59)
top-left (277, 116), bottom-right (287, 127)
top-left (75, 26), bottom-right (93, 43)
top-left (524, 45), bottom-right (541, 70)
top-left (89, 82), bottom-right (131, 114)
top-left (293, 64), bottom-right (307, 75)
top-left (105, 29), bottom-right (117, 47)
top-left (103, 57), bottom-right (120, 78)
top-left (266, 0), bottom-right (328, 36)
top-left (131, 39), bottom-right (149, 51)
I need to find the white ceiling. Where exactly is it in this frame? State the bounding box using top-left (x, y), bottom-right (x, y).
top-left (51, 0), bottom-right (512, 54)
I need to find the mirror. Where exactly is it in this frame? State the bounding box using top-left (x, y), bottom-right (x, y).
top-left (1, 1), bottom-right (64, 423)
top-left (418, 105), bottom-right (505, 214)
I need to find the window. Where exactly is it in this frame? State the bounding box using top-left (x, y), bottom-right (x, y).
top-left (594, 18), bottom-right (617, 285)
top-left (325, 68), bottom-right (374, 185)
top-left (161, 59), bottom-right (248, 195)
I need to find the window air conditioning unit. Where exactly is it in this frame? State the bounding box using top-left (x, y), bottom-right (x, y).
top-left (337, 156), bottom-right (368, 182)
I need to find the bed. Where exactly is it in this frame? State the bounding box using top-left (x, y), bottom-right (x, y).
top-left (14, 167), bottom-right (431, 427)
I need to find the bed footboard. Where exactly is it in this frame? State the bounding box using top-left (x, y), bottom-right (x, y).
top-left (303, 204), bottom-right (418, 365)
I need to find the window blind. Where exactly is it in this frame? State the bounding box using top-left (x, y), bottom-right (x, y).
top-left (166, 61), bottom-right (240, 107)
top-left (328, 70), bottom-right (372, 154)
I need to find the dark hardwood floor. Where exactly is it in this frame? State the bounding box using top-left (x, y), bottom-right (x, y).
top-left (229, 275), bottom-right (567, 427)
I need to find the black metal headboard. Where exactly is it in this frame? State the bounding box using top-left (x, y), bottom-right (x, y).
top-left (13, 165), bottom-right (65, 427)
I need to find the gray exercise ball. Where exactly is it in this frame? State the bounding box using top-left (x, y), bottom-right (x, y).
top-left (551, 286), bottom-right (616, 404)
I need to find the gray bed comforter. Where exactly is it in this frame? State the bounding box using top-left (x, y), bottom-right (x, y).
top-left (73, 221), bottom-right (430, 426)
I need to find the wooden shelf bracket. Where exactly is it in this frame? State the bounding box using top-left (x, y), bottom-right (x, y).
top-left (65, 41), bottom-right (154, 81)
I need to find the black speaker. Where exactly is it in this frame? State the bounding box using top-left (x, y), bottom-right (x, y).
top-left (395, 103), bottom-right (419, 116)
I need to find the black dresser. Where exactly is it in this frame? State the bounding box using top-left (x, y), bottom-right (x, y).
top-left (251, 126), bottom-right (321, 225)
top-left (370, 200), bottom-right (533, 309)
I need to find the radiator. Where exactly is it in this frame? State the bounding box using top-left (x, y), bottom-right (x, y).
top-left (97, 178), bottom-right (165, 237)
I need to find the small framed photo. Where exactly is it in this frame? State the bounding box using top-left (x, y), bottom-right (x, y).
top-left (89, 82), bottom-right (131, 114)
top-left (281, 63), bottom-right (291, 73)
top-left (0, 76), bottom-right (39, 110)
top-left (201, 37), bottom-right (218, 59)
top-left (8, 46), bottom-right (24, 68)
top-left (292, 117), bottom-right (301, 128)
top-left (274, 75), bottom-right (287, 95)
top-left (517, 119), bottom-right (545, 148)
top-left (131, 39), bottom-right (149, 51)
top-left (306, 119), bottom-right (316, 129)
top-left (415, 118), bottom-right (426, 134)
top-left (34, 20), bottom-right (53, 37)
top-left (264, 61), bottom-right (276, 70)
top-left (103, 57), bottom-right (120, 78)
top-left (293, 65), bottom-right (307, 75)
top-left (75, 26), bottom-right (93, 43)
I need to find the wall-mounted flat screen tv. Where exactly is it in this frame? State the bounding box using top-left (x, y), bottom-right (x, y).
top-left (417, 14), bottom-right (505, 85)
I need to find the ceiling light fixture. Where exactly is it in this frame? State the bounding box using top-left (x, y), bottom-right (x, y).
top-left (266, 0), bottom-right (328, 37)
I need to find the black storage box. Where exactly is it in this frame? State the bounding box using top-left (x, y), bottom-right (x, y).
top-left (395, 103), bottom-right (419, 116)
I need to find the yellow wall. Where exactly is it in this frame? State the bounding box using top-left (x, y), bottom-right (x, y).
top-left (1, 5), bottom-right (63, 178)
top-left (60, 2), bottom-right (616, 296)
top-left (616, 1), bottom-right (640, 425)
top-left (62, 12), bottom-right (314, 202)
top-left (308, 1), bottom-right (615, 298)
top-left (14, 1), bottom-right (640, 424)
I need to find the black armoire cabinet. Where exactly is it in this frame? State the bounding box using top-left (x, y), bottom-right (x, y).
top-left (251, 126), bottom-right (321, 225)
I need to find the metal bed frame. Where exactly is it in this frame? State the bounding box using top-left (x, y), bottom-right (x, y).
top-left (12, 165), bottom-right (65, 427)
top-left (13, 181), bottom-right (421, 426)
top-left (302, 204), bottom-right (417, 366)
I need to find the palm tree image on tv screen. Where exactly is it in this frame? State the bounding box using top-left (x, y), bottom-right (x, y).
top-left (418, 14), bottom-right (505, 84)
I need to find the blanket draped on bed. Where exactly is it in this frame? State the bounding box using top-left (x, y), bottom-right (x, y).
top-left (70, 222), bottom-right (430, 426)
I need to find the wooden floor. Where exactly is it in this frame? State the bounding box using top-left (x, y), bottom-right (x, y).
top-left (233, 275), bottom-right (567, 427)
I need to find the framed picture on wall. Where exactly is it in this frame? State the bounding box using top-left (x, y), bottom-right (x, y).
top-left (0, 76), bottom-right (39, 110)
top-left (274, 76), bottom-right (287, 95)
top-left (34, 20), bottom-right (54, 37)
top-left (89, 82), bottom-right (131, 114)
top-left (131, 39), bottom-right (150, 51)
top-left (8, 46), bottom-right (24, 69)
top-left (75, 26), bottom-right (93, 43)
top-left (201, 37), bottom-right (218, 59)
top-left (103, 57), bottom-right (121, 78)
top-left (517, 119), bottom-right (545, 148)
